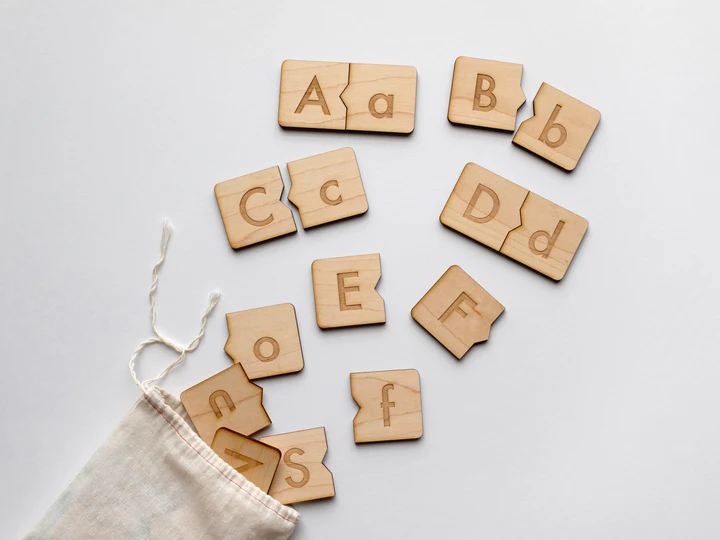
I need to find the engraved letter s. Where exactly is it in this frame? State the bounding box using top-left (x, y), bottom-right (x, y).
top-left (284, 448), bottom-right (310, 488)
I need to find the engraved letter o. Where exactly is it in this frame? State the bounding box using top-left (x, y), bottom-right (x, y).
top-left (253, 337), bottom-right (280, 363)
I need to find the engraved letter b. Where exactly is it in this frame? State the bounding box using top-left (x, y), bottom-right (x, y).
top-left (473, 74), bottom-right (497, 112)
top-left (539, 105), bottom-right (567, 148)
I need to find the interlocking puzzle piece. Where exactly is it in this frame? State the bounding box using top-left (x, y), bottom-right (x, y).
top-left (500, 192), bottom-right (589, 281)
top-left (411, 265), bottom-right (504, 359)
top-left (259, 427), bottom-right (335, 504)
top-left (342, 63), bottom-right (417, 134)
top-left (513, 83), bottom-right (600, 171)
top-left (278, 60), bottom-right (350, 130)
top-left (440, 163), bottom-right (588, 280)
top-left (224, 303), bottom-right (304, 380)
top-left (287, 147), bottom-right (368, 229)
top-left (311, 253), bottom-right (385, 329)
top-left (440, 162), bottom-right (528, 251)
top-left (448, 56), bottom-right (526, 131)
top-left (278, 60), bottom-right (417, 134)
top-left (211, 428), bottom-right (281, 494)
top-left (215, 166), bottom-right (296, 249)
top-left (180, 364), bottom-right (271, 445)
top-left (350, 369), bottom-right (423, 443)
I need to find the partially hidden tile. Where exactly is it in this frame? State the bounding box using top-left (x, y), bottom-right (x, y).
top-left (500, 192), bottom-right (589, 281)
top-left (440, 162), bottom-right (528, 251)
top-left (259, 427), bottom-right (335, 504)
top-left (440, 162), bottom-right (588, 280)
top-left (448, 56), bottom-right (526, 131)
top-left (215, 166), bottom-right (296, 249)
top-left (180, 364), bottom-right (271, 445)
top-left (342, 63), bottom-right (417, 134)
top-left (278, 60), bottom-right (349, 130)
top-left (350, 369), bottom-right (423, 443)
top-left (311, 253), bottom-right (385, 329)
top-left (211, 428), bottom-right (281, 494)
top-left (411, 265), bottom-right (504, 359)
top-left (224, 303), bottom-right (304, 380)
top-left (513, 82), bottom-right (600, 171)
top-left (287, 147), bottom-right (368, 229)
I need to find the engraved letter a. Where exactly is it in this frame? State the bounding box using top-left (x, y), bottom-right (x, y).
top-left (295, 76), bottom-right (331, 115)
top-left (209, 390), bottom-right (236, 419)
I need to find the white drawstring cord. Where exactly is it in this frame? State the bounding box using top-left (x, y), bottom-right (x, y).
top-left (129, 219), bottom-right (221, 393)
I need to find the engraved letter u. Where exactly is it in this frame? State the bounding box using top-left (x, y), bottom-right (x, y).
top-left (209, 389), bottom-right (236, 419)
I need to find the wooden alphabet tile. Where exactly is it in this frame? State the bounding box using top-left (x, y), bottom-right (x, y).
top-left (440, 162), bottom-right (529, 251)
top-left (311, 253), bottom-right (385, 329)
top-left (412, 266), bottom-right (504, 359)
top-left (278, 60), bottom-right (350, 130)
top-left (500, 192), bottom-right (589, 281)
top-left (441, 163), bottom-right (588, 280)
top-left (513, 83), bottom-right (600, 171)
top-left (215, 166), bottom-right (297, 249)
top-left (278, 60), bottom-right (417, 134)
top-left (350, 369), bottom-right (423, 443)
top-left (448, 56), bottom-right (526, 131)
top-left (342, 63), bottom-right (417, 134)
top-left (225, 303), bottom-right (304, 380)
top-left (259, 427), bottom-right (335, 504)
top-left (287, 147), bottom-right (368, 229)
top-left (180, 364), bottom-right (271, 445)
top-left (211, 428), bottom-right (281, 494)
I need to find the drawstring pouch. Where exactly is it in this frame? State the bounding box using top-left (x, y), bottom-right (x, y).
top-left (24, 221), bottom-right (299, 540)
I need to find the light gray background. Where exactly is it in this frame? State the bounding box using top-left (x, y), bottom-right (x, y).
top-left (1, 1), bottom-right (718, 538)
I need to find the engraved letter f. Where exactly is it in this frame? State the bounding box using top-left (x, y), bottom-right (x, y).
top-left (381, 384), bottom-right (395, 427)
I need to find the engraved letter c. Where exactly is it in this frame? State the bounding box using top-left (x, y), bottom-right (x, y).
top-left (239, 187), bottom-right (274, 227)
top-left (320, 180), bottom-right (343, 206)
top-left (209, 389), bottom-right (236, 419)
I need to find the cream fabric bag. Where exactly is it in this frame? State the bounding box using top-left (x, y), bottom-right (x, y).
top-left (24, 222), bottom-right (299, 539)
